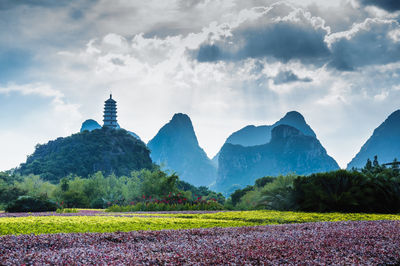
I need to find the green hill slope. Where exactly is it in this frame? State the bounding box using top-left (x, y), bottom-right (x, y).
top-left (16, 128), bottom-right (153, 182)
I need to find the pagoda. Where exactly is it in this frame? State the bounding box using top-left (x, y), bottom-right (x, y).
top-left (103, 94), bottom-right (118, 128)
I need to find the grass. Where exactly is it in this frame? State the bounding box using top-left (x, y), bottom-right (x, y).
top-left (1, 210), bottom-right (400, 235)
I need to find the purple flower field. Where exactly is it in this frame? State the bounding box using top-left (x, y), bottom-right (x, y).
top-left (1, 220), bottom-right (399, 265)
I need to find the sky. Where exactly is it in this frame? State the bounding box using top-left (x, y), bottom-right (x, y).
top-left (1, 0), bottom-right (400, 171)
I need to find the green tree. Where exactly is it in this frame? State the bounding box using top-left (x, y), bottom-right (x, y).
top-left (257, 174), bottom-right (298, 211)
top-left (14, 175), bottom-right (56, 198)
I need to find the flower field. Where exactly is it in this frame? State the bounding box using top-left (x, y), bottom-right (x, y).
top-left (1, 210), bottom-right (400, 235)
top-left (1, 220), bottom-right (400, 264)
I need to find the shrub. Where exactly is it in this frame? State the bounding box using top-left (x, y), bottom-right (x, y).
top-left (257, 174), bottom-right (298, 211)
top-left (293, 170), bottom-right (369, 212)
top-left (6, 196), bottom-right (57, 213)
top-left (61, 190), bottom-right (89, 208)
top-left (90, 198), bottom-right (106, 209)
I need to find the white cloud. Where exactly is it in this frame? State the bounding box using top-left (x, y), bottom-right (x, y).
top-left (0, 83), bottom-right (82, 170)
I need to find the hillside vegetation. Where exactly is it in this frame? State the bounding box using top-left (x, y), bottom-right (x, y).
top-left (16, 128), bottom-right (153, 182)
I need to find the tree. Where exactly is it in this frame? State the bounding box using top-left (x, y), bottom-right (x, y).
top-left (363, 158), bottom-right (373, 172)
top-left (60, 178), bottom-right (69, 192)
top-left (392, 158), bottom-right (399, 170)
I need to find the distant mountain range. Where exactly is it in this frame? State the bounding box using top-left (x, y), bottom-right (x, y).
top-left (147, 113), bottom-right (217, 187)
top-left (347, 110), bottom-right (400, 169)
top-left (16, 109), bottom-right (400, 195)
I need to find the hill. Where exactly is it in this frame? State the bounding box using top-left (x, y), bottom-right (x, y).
top-left (16, 128), bottom-right (153, 182)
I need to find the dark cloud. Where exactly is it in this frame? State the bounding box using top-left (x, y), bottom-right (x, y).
top-left (359, 0), bottom-right (400, 12)
top-left (273, 71), bottom-right (312, 85)
top-left (195, 19), bottom-right (330, 65)
top-left (329, 19), bottom-right (400, 71)
top-left (194, 7), bottom-right (400, 72)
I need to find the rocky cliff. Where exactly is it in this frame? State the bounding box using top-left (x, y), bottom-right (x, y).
top-left (147, 113), bottom-right (217, 186)
top-left (216, 125), bottom-right (339, 194)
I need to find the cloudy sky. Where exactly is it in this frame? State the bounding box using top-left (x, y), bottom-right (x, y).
top-left (1, 0), bottom-right (400, 171)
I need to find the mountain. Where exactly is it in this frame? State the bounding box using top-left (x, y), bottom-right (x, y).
top-left (147, 113), bottom-right (217, 187)
top-left (216, 125), bottom-right (339, 194)
top-left (16, 128), bottom-right (153, 182)
top-left (80, 119), bottom-right (141, 140)
top-left (212, 111), bottom-right (316, 165)
top-left (226, 111), bottom-right (316, 146)
top-left (347, 110), bottom-right (400, 169)
top-left (80, 119), bottom-right (101, 132)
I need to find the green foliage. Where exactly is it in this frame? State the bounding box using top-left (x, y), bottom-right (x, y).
top-left (236, 189), bottom-right (263, 210)
top-left (0, 186), bottom-right (26, 206)
top-left (61, 190), bottom-right (89, 208)
top-left (0, 167), bottom-right (224, 211)
top-left (178, 180), bottom-right (225, 204)
top-left (6, 196), bottom-right (57, 213)
top-left (232, 157), bottom-right (400, 213)
top-left (294, 170), bottom-right (369, 212)
top-left (136, 169), bottom-right (179, 198)
top-left (230, 176), bottom-right (275, 207)
top-left (257, 174), bottom-right (298, 211)
top-left (16, 128), bottom-right (153, 182)
top-left (231, 186), bottom-right (254, 207)
top-left (14, 175), bottom-right (56, 198)
top-left (255, 176), bottom-right (275, 188)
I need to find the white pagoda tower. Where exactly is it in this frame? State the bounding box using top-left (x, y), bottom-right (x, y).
top-left (103, 94), bottom-right (118, 128)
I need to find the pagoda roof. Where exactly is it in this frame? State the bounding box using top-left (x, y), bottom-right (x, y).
top-left (105, 94), bottom-right (116, 103)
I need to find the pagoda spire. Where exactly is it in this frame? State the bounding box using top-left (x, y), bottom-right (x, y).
top-left (103, 94), bottom-right (118, 128)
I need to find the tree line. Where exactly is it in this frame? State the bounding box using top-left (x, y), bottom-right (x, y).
top-left (229, 156), bottom-right (400, 213)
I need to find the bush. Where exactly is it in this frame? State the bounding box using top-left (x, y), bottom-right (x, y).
top-left (6, 196), bottom-right (57, 212)
top-left (90, 198), bottom-right (106, 209)
top-left (257, 174), bottom-right (298, 211)
top-left (61, 190), bottom-right (89, 208)
top-left (293, 170), bottom-right (400, 213)
top-left (0, 186), bottom-right (27, 205)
